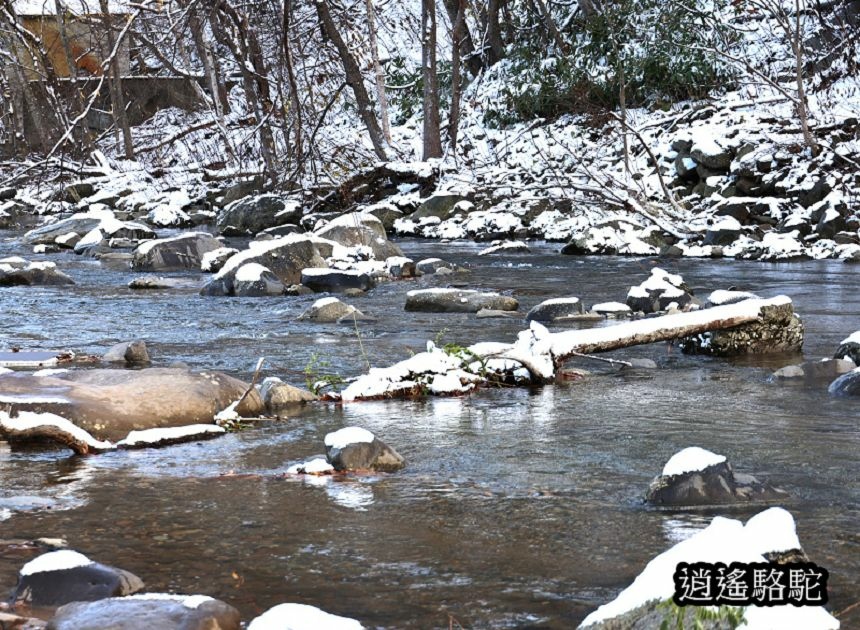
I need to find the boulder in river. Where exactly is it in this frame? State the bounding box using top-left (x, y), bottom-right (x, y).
top-left (297, 297), bottom-right (369, 323)
top-left (478, 240), bottom-right (530, 256)
top-left (12, 550), bottom-right (144, 607)
top-left (46, 594), bottom-right (240, 630)
top-left (300, 268), bottom-right (374, 293)
top-left (200, 247), bottom-right (239, 273)
top-left (645, 447), bottom-right (788, 506)
top-left (247, 603), bottom-right (363, 630)
top-left (102, 340), bottom-right (150, 365)
top-left (0, 259), bottom-right (74, 287)
top-left (525, 297), bottom-right (583, 322)
top-left (314, 212), bottom-right (403, 259)
top-left (216, 194), bottom-right (302, 236)
top-left (415, 258), bottom-right (459, 275)
top-left (0, 368), bottom-right (263, 442)
top-left (259, 377), bottom-right (317, 415)
top-left (201, 235), bottom-right (330, 296)
top-left (773, 358), bottom-right (854, 381)
top-left (405, 288), bottom-right (518, 313)
top-left (233, 263), bottom-right (286, 297)
top-left (23, 209), bottom-right (113, 245)
top-left (131, 232), bottom-right (223, 271)
top-left (324, 427), bottom-right (405, 472)
top-left (626, 268), bottom-right (691, 314)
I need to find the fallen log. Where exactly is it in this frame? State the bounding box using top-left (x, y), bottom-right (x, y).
top-left (547, 296), bottom-right (799, 367)
top-left (0, 409), bottom-right (113, 455)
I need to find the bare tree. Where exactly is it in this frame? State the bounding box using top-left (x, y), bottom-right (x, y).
top-left (364, 0), bottom-right (391, 145)
top-left (314, 0), bottom-right (387, 161)
top-left (422, 0), bottom-right (442, 159)
top-left (448, 0), bottom-right (465, 150)
top-left (100, 0), bottom-right (134, 159)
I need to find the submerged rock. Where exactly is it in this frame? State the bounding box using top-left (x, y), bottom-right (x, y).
top-left (645, 447), bottom-right (788, 507)
top-left (773, 358), bottom-right (854, 381)
top-left (47, 594), bottom-right (240, 630)
top-left (13, 550), bottom-right (144, 607)
top-left (405, 288), bottom-right (518, 313)
top-left (324, 427), bottom-right (405, 472)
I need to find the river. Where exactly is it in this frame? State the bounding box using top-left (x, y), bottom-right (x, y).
top-left (1, 234), bottom-right (858, 627)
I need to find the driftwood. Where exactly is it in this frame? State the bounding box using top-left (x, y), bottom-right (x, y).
top-left (0, 419), bottom-right (108, 456)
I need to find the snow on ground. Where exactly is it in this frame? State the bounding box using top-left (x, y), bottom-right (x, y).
top-left (117, 425), bottom-right (226, 447)
top-left (661, 447), bottom-right (727, 477)
top-left (123, 593), bottom-right (214, 609)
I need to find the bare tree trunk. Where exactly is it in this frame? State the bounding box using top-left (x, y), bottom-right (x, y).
top-left (189, 8), bottom-right (228, 118)
top-left (484, 0), bottom-right (505, 65)
top-left (422, 0), bottom-right (442, 159)
top-left (441, 0), bottom-right (482, 75)
top-left (99, 0), bottom-right (134, 159)
top-left (364, 0), bottom-right (391, 145)
top-left (314, 0), bottom-right (387, 161)
top-left (533, 0), bottom-right (568, 53)
top-left (283, 0), bottom-right (304, 170)
top-left (448, 0), bottom-right (465, 150)
top-left (792, 0), bottom-right (817, 154)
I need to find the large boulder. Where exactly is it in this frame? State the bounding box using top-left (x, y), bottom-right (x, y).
top-left (324, 427), bottom-right (405, 472)
top-left (525, 297), bottom-right (583, 322)
top-left (410, 192), bottom-right (467, 221)
top-left (645, 447), bottom-right (788, 506)
top-left (72, 218), bottom-right (156, 257)
top-left (131, 233), bottom-right (223, 271)
top-left (702, 215), bottom-right (743, 246)
top-left (0, 259), bottom-right (75, 287)
top-left (23, 209), bottom-right (113, 245)
top-left (12, 550), bottom-right (143, 607)
top-left (0, 368), bottom-right (263, 441)
top-left (247, 604), bottom-right (363, 630)
top-left (405, 288), bottom-right (518, 313)
top-left (626, 268), bottom-right (691, 314)
top-left (314, 212), bottom-right (403, 259)
top-left (201, 235), bottom-right (332, 296)
top-left (233, 263), bottom-right (286, 297)
top-left (300, 268), bottom-right (374, 293)
top-left (200, 247), bottom-right (239, 273)
top-left (47, 595), bottom-right (241, 630)
top-left (216, 194), bottom-right (302, 236)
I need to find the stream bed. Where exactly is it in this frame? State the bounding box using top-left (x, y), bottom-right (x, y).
top-left (1, 234), bottom-right (858, 628)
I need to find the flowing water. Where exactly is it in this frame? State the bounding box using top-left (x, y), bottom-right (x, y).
top-left (0, 233), bottom-right (858, 628)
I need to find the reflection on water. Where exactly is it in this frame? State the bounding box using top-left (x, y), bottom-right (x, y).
top-left (1, 236), bottom-right (859, 626)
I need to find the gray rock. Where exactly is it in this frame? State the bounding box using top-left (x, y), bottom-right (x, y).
top-left (367, 204), bottom-right (404, 232)
top-left (625, 358), bottom-right (658, 369)
top-left (233, 264), bottom-right (286, 297)
top-left (314, 212), bottom-right (403, 259)
top-left (476, 308), bottom-right (519, 319)
top-left (0, 187), bottom-right (16, 201)
top-left (0, 260), bottom-right (75, 286)
top-left (62, 182), bottom-right (96, 203)
top-left (691, 143), bottom-right (732, 170)
top-left (47, 595), bottom-right (241, 630)
top-left (13, 551), bottom-right (143, 607)
top-left (834, 333), bottom-right (860, 364)
top-left (405, 288), bottom-right (518, 313)
top-left (132, 233), bottom-right (223, 271)
top-left (103, 340), bottom-right (150, 364)
top-left (217, 177), bottom-right (264, 207)
top-left (416, 258), bottom-right (458, 275)
top-left (297, 297), bottom-right (361, 322)
top-left (773, 364), bottom-right (805, 379)
top-left (200, 247), bottom-right (239, 273)
top-left (128, 276), bottom-right (193, 290)
top-left (259, 223), bottom-right (304, 237)
top-left (410, 193), bottom-right (467, 221)
top-left (324, 428), bottom-right (405, 472)
top-left (259, 377), bottom-right (317, 414)
top-left (525, 297), bottom-right (583, 322)
top-left (703, 219), bottom-right (742, 246)
top-left (216, 194), bottom-right (302, 236)
top-left (646, 458), bottom-right (788, 507)
top-left (300, 268), bottom-right (374, 293)
top-left (201, 237), bottom-right (329, 296)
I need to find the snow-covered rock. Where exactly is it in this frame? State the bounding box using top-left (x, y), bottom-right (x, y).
top-left (233, 263), bottom-right (286, 297)
top-left (247, 603), bottom-right (363, 630)
top-left (525, 297), bottom-right (583, 322)
top-left (324, 427), bottom-right (405, 472)
top-left (0, 258), bottom-right (74, 286)
top-left (405, 288), bottom-right (518, 313)
top-left (296, 296), bottom-right (370, 323)
top-left (132, 232), bottom-right (222, 271)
